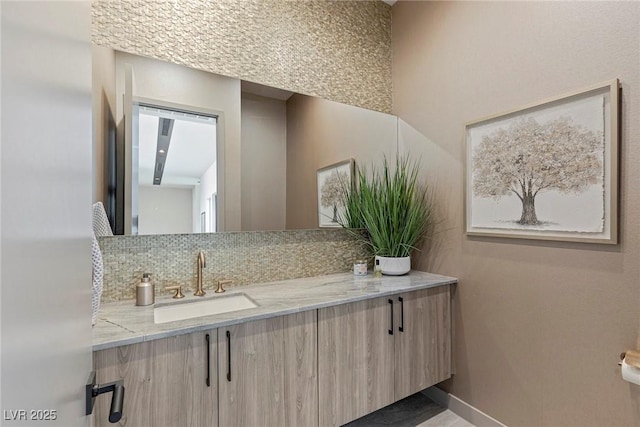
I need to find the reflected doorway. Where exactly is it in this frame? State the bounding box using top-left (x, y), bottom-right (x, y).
top-left (134, 104), bottom-right (217, 235)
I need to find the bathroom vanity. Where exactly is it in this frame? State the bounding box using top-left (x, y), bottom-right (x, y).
top-left (92, 271), bottom-right (456, 427)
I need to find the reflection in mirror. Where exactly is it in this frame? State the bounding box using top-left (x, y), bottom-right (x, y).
top-left (94, 48), bottom-right (398, 235)
top-left (135, 105), bottom-right (217, 235)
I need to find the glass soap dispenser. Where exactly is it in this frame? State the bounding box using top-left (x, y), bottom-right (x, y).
top-left (136, 273), bottom-right (155, 306)
top-left (373, 259), bottom-right (383, 277)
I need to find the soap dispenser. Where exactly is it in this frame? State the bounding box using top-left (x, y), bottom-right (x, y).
top-left (136, 273), bottom-right (155, 306)
top-left (373, 259), bottom-right (382, 277)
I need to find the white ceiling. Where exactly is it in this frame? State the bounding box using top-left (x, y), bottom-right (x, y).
top-left (138, 110), bottom-right (217, 187)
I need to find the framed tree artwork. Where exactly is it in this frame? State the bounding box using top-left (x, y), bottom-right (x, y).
top-left (465, 79), bottom-right (619, 244)
top-left (317, 159), bottom-right (355, 228)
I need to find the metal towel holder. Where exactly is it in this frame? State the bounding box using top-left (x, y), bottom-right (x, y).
top-left (86, 371), bottom-right (125, 423)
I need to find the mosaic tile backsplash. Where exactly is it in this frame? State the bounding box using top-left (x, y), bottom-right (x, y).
top-left (92, 0), bottom-right (392, 113)
top-left (98, 229), bottom-right (370, 302)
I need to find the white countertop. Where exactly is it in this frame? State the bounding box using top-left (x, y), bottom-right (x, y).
top-left (93, 271), bottom-right (457, 351)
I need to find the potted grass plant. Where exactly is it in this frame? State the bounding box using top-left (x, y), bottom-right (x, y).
top-left (341, 155), bottom-right (432, 275)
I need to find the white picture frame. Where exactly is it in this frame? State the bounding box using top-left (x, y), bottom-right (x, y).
top-left (317, 159), bottom-right (355, 228)
top-left (465, 79), bottom-right (619, 244)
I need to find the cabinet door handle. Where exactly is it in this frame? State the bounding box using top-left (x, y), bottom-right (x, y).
top-left (226, 330), bottom-right (231, 382)
top-left (205, 333), bottom-right (211, 387)
top-left (398, 296), bottom-right (404, 332)
top-left (388, 299), bottom-right (394, 335)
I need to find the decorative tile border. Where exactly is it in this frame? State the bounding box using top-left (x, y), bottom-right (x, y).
top-left (91, 0), bottom-right (392, 113)
top-left (98, 229), bottom-right (370, 302)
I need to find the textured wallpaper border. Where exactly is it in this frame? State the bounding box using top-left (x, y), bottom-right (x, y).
top-left (92, 0), bottom-right (392, 113)
top-left (99, 229), bottom-right (370, 302)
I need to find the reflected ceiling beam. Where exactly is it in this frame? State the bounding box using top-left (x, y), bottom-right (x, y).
top-left (153, 117), bottom-right (174, 185)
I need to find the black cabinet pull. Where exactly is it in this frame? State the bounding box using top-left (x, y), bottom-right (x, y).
top-left (226, 330), bottom-right (232, 382)
top-left (388, 299), bottom-right (394, 335)
top-left (205, 333), bottom-right (211, 387)
top-left (398, 296), bottom-right (404, 332)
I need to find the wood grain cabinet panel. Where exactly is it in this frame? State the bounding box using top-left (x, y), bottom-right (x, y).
top-left (318, 285), bottom-right (452, 427)
top-left (394, 286), bottom-right (451, 400)
top-left (93, 330), bottom-right (216, 427)
top-left (218, 311), bottom-right (317, 427)
top-left (283, 311), bottom-right (318, 427)
top-left (318, 298), bottom-right (395, 427)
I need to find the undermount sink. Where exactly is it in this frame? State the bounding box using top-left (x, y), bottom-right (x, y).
top-left (153, 293), bottom-right (259, 324)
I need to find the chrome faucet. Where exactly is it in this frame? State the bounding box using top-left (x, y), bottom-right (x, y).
top-left (195, 251), bottom-right (206, 296)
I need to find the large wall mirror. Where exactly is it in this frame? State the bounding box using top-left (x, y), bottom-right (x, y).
top-left (94, 49), bottom-right (398, 235)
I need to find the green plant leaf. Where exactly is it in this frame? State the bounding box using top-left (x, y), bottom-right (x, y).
top-left (338, 154), bottom-right (433, 258)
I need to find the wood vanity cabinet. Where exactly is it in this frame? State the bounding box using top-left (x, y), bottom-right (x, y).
top-left (393, 285), bottom-right (452, 400)
top-left (93, 330), bottom-right (216, 427)
top-left (318, 297), bottom-right (395, 426)
top-left (218, 311), bottom-right (317, 427)
top-left (93, 283), bottom-right (451, 427)
top-left (318, 285), bottom-right (451, 426)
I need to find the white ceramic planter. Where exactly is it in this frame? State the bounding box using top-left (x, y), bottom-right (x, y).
top-left (375, 255), bottom-right (411, 276)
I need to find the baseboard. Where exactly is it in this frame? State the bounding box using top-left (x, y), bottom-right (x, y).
top-left (422, 386), bottom-right (508, 427)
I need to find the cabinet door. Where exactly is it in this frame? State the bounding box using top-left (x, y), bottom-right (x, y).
top-left (318, 297), bottom-right (395, 427)
top-left (219, 312), bottom-right (318, 427)
top-left (219, 317), bottom-right (285, 426)
top-left (394, 285), bottom-right (451, 400)
top-left (283, 311), bottom-right (318, 427)
top-left (93, 330), bottom-right (217, 427)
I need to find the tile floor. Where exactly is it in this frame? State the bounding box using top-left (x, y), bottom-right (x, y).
top-left (344, 392), bottom-right (474, 427)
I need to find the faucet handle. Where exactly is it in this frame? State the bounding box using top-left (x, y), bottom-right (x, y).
top-left (165, 285), bottom-right (185, 299)
top-left (215, 279), bottom-right (232, 294)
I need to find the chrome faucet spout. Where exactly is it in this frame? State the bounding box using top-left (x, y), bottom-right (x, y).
top-left (195, 251), bottom-right (206, 296)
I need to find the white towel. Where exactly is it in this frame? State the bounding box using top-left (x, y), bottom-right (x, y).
top-left (92, 201), bottom-right (113, 237)
top-left (91, 233), bottom-right (104, 326)
top-left (91, 202), bottom-right (111, 326)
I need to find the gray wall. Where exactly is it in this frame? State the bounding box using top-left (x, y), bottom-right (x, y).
top-left (285, 94), bottom-right (398, 229)
top-left (241, 93), bottom-right (287, 231)
top-left (138, 186), bottom-right (193, 235)
top-left (392, 2), bottom-right (640, 426)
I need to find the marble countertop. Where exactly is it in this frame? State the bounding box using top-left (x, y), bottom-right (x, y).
top-left (93, 271), bottom-right (457, 351)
